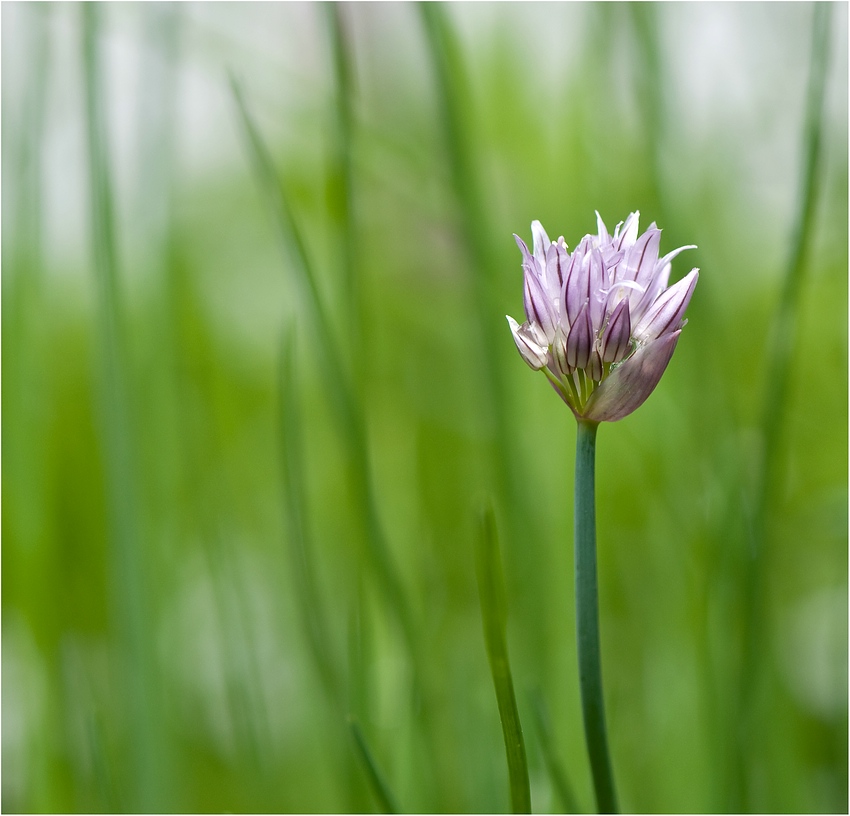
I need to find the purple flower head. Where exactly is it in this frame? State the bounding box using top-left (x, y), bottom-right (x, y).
top-left (507, 212), bottom-right (698, 422)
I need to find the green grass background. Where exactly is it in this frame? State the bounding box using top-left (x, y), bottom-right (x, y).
top-left (3, 2), bottom-right (847, 813)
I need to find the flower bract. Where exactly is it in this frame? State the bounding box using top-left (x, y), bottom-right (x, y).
top-left (506, 212), bottom-right (698, 422)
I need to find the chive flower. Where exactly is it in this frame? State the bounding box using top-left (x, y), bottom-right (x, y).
top-left (507, 212), bottom-right (698, 422)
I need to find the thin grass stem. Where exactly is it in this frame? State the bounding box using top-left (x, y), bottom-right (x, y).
top-left (277, 326), bottom-right (341, 707)
top-left (348, 717), bottom-right (401, 814)
top-left (574, 420), bottom-right (617, 814)
top-left (323, 3), bottom-right (361, 354)
top-left (81, 5), bottom-right (165, 810)
top-left (206, 528), bottom-right (275, 795)
top-left (530, 689), bottom-right (581, 814)
top-left (475, 505), bottom-right (532, 814)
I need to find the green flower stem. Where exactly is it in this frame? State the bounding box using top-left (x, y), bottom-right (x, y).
top-left (574, 420), bottom-right (618, 814)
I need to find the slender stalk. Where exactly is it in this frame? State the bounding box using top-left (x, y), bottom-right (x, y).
top-left (348, 717), bottom-right (401, 814)
top-left (278, 326), bottom-right (340, 706)
top-left (574, 420), bottom-right (618, 814)
top-left (475, 505), bottom-right (531, 814)
top-left (82, 7), bottom-right (165, 811)
top-left (529, 689), bottom-right (581, 814)
top-left (323, 3), bottom-right (361, 354)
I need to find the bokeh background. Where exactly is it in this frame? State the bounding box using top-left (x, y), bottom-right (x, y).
top-left (3, 2), bottom-right (847, 813)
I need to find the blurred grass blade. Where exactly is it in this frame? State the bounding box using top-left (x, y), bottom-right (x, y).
top-left (627, 3), bottom-right (666, 216)
top-left (530, 688), bottom-right (581, 814)
top-left (475, 504), bottom-right (531, 814)
top-left (418, 3), bottom-right (548, 668)
top-left (228, 74), bottom-right (416, 653)
top-left (205, 529), bottom-right (274, 788)
top-left (86, 709), bottom-right (120, 812)
top-left (348, 717), bottom-right (401, 814)
top-left (4, 2), bottom-right (49, 298)
top-left (348, 570), bottom-right (374, 727)
top-left (755, 1), bottom-right (832, 517)
top-left (231, 67), bottom-right (448, 810)
top-left (278, 325), bottom-right (341, 707)
top-left (417, 2), bottom-right (507, 456)
top-left (277, 329), bottom-right (376, 811)
top-left (81, 6), bottom-right (167, 810)
top-left (228, 73), bottom-right (345, 404)
top-left (732, 5), bottom-right (835, 811)
top-left (4, 2), bottom-right (51, 566)
top-left (323, 3), bottom-right (361, 353)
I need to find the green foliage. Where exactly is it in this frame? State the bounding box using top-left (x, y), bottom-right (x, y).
top-left (3, 3), bottom-right (847, 813)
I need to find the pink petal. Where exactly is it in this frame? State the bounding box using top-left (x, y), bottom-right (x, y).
top-left (595, 211), bottom-right (610, 244)
top-left (544, 242), bottom-right (563, 301)
top-left (633, 269), bottom-right (699, 343)
top-left (566, 300), bottom-right (593, 371)
top-left (621, 228), bottom-right (662, 286)
top-left (655, 244), bottom-right (697, 275)
top-left (551, 326), bottom-right (571, 378)
top-left (513, 234), bottom-right (535, 270)
top-left (600, 299), bottom-right (632, 363)
top-left (634, 244), bottom-right (697, 321)
top-left (531, 220), bottom-right (550, 265)
top-left (614, 211), bottom-right (640, 251)
top-left (587, 247), bottom-right (607, 329)
top-left (555, 241), bottom-right (571, 291)
top-left (565, 246), bottom-right (589, 325)
top-left (523, 267), bottom-right (557, 340)
top-left (581, 331), bottom-right (681, 422)
top-left (507, 315), bottom-right (548, 370)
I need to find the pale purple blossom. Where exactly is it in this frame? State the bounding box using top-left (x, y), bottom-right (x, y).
top-left (506, 212), bottom-right (698, 422)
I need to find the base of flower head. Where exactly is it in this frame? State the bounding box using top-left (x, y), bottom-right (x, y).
top-left (537, 331), bottom-right (681, 423)
top-left (542, 355), bottom-right (625, 418)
